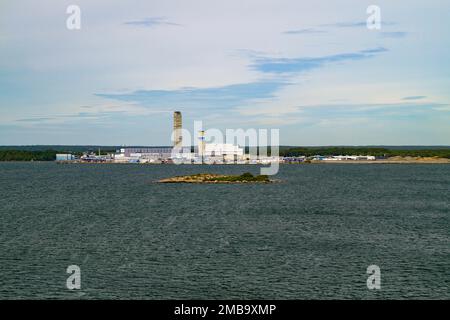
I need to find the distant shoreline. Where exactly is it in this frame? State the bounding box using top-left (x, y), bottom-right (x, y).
top-left (310, 159), bottom-right (450, 164)
top-left (1, 159), bottom-right (450, 164)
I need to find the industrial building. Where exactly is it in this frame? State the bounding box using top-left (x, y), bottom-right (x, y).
top-left (203, 143), bottom-right (244, 163)
top-left (59, 111), bottom-right (283, 164)
top-left (204, 143), bottom-right (244, 157)
top-left (110, 112), bottom-right (256, 163)
top-left (114, 147), bottom-right (173, 163)
top-left (56, 154), bottom-right (76, 161)
top-left (321, 155), bottom-right (376, 161)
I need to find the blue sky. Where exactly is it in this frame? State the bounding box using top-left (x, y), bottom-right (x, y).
top-left (0, 0), bottom-right (449, 145)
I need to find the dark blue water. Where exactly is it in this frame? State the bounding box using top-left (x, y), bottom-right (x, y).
top-left (0, 162), bottom-right (449, 299)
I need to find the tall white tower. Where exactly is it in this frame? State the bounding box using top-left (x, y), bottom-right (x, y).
top-left (173, 111), bottom-right (182, 149)
top-left (198, 130), bottom-right (205, 164)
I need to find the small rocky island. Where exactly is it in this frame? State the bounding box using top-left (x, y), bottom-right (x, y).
top-left (158, 172), bottom-right (272, 184)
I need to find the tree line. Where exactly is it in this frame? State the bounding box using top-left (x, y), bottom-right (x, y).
top-left (0, 150), bottom-right (62, 161)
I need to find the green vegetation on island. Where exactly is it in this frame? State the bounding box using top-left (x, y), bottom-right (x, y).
top-left (206, 172), bottom-right (270, 182)
top-left (159, 172), bottom-right (271, 183)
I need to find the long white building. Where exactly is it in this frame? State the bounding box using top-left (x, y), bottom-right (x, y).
top-left (204, 143), bottom-right (244, 157)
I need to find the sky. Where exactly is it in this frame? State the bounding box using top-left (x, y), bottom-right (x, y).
top-left (0, 0), bottom-right (449, 146)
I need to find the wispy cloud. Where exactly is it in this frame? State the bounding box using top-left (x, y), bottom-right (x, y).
top-left (283, 28), bottom-right (326, 35)
top-left (97, 47), bottom-right (389, 115)
top-left (123, 17), bottom-right (181, 27)
top-left (250, 47), bottom-right (387, 74)
top-left (16, 117), bottom-right (55, 123)
top-left (235, 101), bottom-right (449, 127)
top-left (359, 47), bottom-right (387, 54)
top-left (9, 99), bottom-right (179, 126)
top-left (322, 21), bottom-right (367, 28)
top-left (15, 114), bottom-right (103, 124)
top-left (321, 21), bottom-right (396, 29)
top-left (380, 31), bottom-right (408, 38)
top-left (96, 81), bottom-right (288, 111)
top-left (290, 102), bottom-right (445, 119)
top-left (402, 95), bottom-right (426, 101)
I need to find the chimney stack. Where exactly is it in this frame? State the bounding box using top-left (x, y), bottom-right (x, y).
top-left (173, 111), bottom-right (182, 149)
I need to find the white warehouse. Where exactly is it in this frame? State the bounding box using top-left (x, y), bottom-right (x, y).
top-left (203, 143), bottom-right (244, 158)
